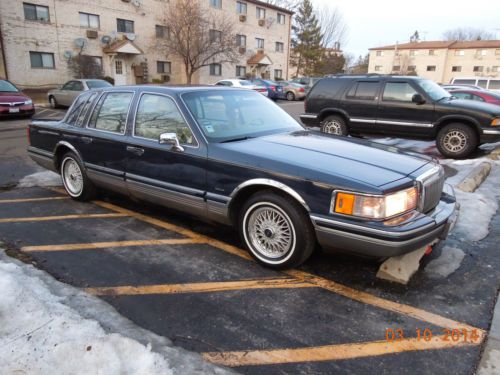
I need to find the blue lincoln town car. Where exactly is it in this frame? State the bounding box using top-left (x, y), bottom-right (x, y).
top-left (27, 86), bottom-right (457, 269)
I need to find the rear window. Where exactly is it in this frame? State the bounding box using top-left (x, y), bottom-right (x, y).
top-left (346, 81), bottom-right (380, 100)
top-left (309, 78), bottom-right (345, 98)
top-left (65, 92), bottom-right (91, 126)
top-left (86, 80), bottom-right (112, 89)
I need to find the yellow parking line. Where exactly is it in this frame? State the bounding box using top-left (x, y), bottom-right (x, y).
top-left (21, 238), bottom-right (204, 252)
top-left (0, 213), bottom-right (127, 223)
top-left (0, 196), bottom-right (70, 204)
top-left (85, 278), bottom-right (314, 296)
top-left (203, 335), bottom-right (481, 367)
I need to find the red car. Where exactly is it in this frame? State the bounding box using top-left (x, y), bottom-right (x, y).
top-left (449, 89), bottom-right (500, 106)
top-left (0, 80), bottom-right (35, 117)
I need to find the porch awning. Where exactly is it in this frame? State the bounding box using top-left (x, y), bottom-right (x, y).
top-left (103, 39), bottom-right (144, 55)
top-left (247, 52), bottom-right (273, 66)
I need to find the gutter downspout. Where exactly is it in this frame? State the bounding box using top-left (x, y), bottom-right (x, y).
top-left (0, 18), bottom-right (9, 80)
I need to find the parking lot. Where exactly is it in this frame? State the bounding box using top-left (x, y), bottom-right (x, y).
top-left (1, 102), bottom-right (499, 374)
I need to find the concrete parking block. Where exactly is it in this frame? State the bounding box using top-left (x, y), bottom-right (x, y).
top-left (376, 246), bottom-right (428, 284)
top-left (457, 162), bottom-right (492, 193)
top-left (487, 146), bottom-right (500, 161)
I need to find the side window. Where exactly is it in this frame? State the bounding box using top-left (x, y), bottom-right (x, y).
top-left (65, 93), bottom-right (91, 126)
top-left (62, 81), bottom-right (75, 90)
top-left (471, 94), bottom-right (485, 102)
top-left (75, 92), bottom-right (99, 127)
top-left (134, 94), bottom-right (195, 145)
top-left (73, 81), bottom-right (84, 91)
top-left (346, 81), bottom-right (380, 100)
top-left (382, 82), bottom-right (418, 102)
top-left (88, 92), bottom-right (133, 134)
top-left (452, 92), bottom-right (471, 100)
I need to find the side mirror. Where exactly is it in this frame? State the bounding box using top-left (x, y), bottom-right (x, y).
top-left (159, 132), bottom-right (184, 152)
top-left (412, 93), bottom-right (426, 105)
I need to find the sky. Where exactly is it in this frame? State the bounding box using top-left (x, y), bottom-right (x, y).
top-left (313, 0), bottom-right (500, 58)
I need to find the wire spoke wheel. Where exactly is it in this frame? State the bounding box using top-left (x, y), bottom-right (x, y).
top-left (62, 157), bottom-right (84, 196)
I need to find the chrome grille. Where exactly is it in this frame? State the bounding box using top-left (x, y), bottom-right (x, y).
top-left (417, 165), bottom-right (445, 213)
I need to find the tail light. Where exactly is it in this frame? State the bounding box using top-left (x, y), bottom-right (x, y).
top-left (26, 126), bottom-right (31, 145)
top-left (270, 85), bottom-right (276, 91)
top-left (299, 87), bottom-right (305, 92)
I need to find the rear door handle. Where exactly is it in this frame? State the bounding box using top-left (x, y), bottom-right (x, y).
top-left (126, 146), bottom-right (144, 156)
top-left (80, 136), bottom-right (93, 144)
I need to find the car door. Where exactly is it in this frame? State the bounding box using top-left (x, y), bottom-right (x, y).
top-left (125, 92), bottom-right (207, 217)
top-left (377, 80), bottom-right (435, 136)
top-left (340, 80), bottom-right (382, 133)
top-left (77, 90), bottom-right (135, 194)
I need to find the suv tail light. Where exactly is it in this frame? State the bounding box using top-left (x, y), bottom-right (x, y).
top-left (270, 85), bottom-right (276, 91)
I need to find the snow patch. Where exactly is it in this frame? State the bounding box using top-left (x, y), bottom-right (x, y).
top-left (17, 171), bottom-right (62, 188)
top-left (424, 246), bottom-right (466, 279)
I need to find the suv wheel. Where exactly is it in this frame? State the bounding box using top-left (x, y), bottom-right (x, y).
top-left (321, 115), bottom-right (348, 136)
top-left (436, 123), bottom-right (478, 158)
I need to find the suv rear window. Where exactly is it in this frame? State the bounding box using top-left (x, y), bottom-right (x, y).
top-left (309, 78), bottom-right (345, 98)
top-left (346, 81), bottom-right (380, 100)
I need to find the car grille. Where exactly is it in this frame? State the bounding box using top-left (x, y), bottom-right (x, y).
top-left (417, 165), bottom-right (445, 213)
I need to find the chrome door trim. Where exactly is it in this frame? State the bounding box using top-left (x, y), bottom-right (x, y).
top-left (126, 172), bottom-right (205, 197)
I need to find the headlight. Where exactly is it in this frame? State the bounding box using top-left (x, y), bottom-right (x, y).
top-left (24, 99), bottom-right (33, 105)
top-left (333, 187), bottom-right (418, 220)
top-left (491, 118), bottom-right (500, 126)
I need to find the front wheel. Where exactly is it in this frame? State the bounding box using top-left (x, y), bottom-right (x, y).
top-left (436, 123), bottom-right (478, 158)
top-left (239, 192), bottom-right (315, 269)
top-left (60, 152), bottom-right (96, 201)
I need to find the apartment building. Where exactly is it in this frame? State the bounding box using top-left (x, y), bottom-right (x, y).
top-left (368, 40), bottom-right (500, 84)
top-left (0, 0), bottom-right (292, 88)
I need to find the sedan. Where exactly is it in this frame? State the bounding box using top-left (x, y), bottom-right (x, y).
top-left (214, 79), bottom-right (268, 96)
top-left (281, 81), bottom-right (306, 101)
top-left (28, 86), bottom-right (457, 269)
top-left (249, 78), bottom-right (284, 100)
top-left (449, 89), bottom-right (500, 106)
top-left (47, 79), bottom-right (112, 108)
top-left (0, 80), bottom-right (35, 118)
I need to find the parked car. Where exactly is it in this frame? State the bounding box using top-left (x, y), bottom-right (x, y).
top-left (47, 79), bottom-right (112, 108)
top-left (300, 74), bottom-right (500, 158)
top-left (449, 89), bottom-right (500, 106)
top-left (441, 84), bottom-right (485, 91)
top-left (28, 85), bottom-right (457, 269)
top-left (281, 81), bottom-right (306, 101)
top-left (451, 77), bottom-right (500, 92)
top-left (0, 79), bottom-right (35, 118)
top-left (248, 78), bottom-right (284, 100)
top-left (214, 79), bottom-right (268, 96)
top-left (291, 77), bottom-right (322, 94)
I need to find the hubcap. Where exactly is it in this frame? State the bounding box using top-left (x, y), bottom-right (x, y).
top-left (443, 130), bottom-right (467, 153)
top-left (62, 158), bottom-right (83, 196)
top-left (247, 205), bottom-right (294, 259)
top-left (322, 120), bottom-right (342, 135)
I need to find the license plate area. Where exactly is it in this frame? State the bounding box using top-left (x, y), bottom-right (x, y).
top-left (9, 107), bottom-right (20, 113)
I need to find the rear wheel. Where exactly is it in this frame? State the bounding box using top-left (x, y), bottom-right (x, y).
top-left (239, 191), bottom-right (315, 269)
top-left (60, 152), bottom-right (96, 201)
top-left (436, 123), bottom-right (478, 158)
top-left (286, 91), bottom-right (295, 101)
top-left (49, 96), bottom-right (58, 109)
top-left (320, 115), bottom-right (348, 136)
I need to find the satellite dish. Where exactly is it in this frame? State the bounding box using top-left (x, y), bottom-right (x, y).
top-left (101, 35), bottom-right (112, 44)
top-left (125, 33), bottom-right (136, 41)
top-left (63, 50), bottom-right (74, 59)
top-left (74, 38), bottom-right (87, 48)
top-left (110, 31), bottom-right (118, 39)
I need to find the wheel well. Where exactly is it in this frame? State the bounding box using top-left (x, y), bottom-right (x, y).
top-left (318, 111), bottom-right (348, 125)
top-left (434, 119), bottom-right (480, 139)
top-left (54, 146), bottom-right (72, 170)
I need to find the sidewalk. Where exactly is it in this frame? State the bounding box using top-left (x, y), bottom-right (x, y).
top-left (478, 292), bottom-right (500, 374)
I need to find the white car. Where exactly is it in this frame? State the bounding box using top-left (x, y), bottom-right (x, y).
top-left (214, 79), bottom-right (268, 96)
top-left (47, 79), bottom-right (112, 108)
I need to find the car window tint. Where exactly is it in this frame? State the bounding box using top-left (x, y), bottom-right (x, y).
top-left (88, 92), bottom-right (133, 133)
top-left (347, 81), bottom-right (379, 100)
top-left (452, 92), bottom-right (471, 100)
top-left (471, 94), bottom-right (485, 102)
top-left (382, 82), bottom-right (417, 102)
top-left (73, 81), bottom-right (84, 91)
top-left (62, 81), bottom-right (75, 90)
top-left (134, 94), bottom-right (195, 145)
top-left (65, 92), bottom-right (91, 126)
top-left (75, 92), bottom-right (99, 127)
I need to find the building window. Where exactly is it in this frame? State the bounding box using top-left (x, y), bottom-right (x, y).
top-left (274, 69), bottom-right (282, 79)
top-left (455, 50), bottom-right (465, 56)
top-left (256, 7), bottom-right (266, 19)
top-left (209, 29), bottom-right (222, 43)
top-left (392, 65), bottom-right (400, 71)
top-left (210, 63), bottom-right (221, 76)
top-left (23, 3), bottom-right (49, 22)
top-left (236, 1), bottom-right (247, 14)
top-left (429, 49), bottom-right (435, 56)
top-left (79, 12), bottom-right (99, 29)
top-left (408, 65), bottom-right (416, 72)
top-left (115, 60), bottom-right (123, 75)
top-left (117, 18), bottom-right (134, 33)
top-left (452, 66), bottom-right (462, 72)
top-left (157, 61), bottom-right (171, 74)
top-left (256, 38), bottom-right (264, 49)
top-left (236, 34), bottom-right (246, 46)
top-left (277, 13), bottom-right (285, 24)
top-left (492, 66), bottom-right (499, 73)
top-left (29, 52), bottom-right (55, 69)
top-left (476, 49), bottom-right (487, 56)
top-left (496, 49), bottom-right (500, 55)
top-left (375, 51), bottom-right (383, 56)
top-left (409, 50), bottom-right (416, 56)
top-left (156, 25), bottom-right (169, 39)
top-left (275, 42), bottom-right (284, 53)
top-left (473, 66), bottom-right (484, 72)
top-left (236, 65), bottom-right (246, 77)
top-left (374, 65), bottom-right (382, 72)
top-left (426, 65), bottom-right (436, 72)
top-left (210, 0), bottom-right (222, 9)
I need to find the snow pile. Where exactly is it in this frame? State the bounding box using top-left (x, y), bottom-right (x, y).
top-left (17, 171), bottom-right (62, 188)
top-left (424, 246), bottom-right (466, 279)
top-left (0, 250), bottom-right (231, 375)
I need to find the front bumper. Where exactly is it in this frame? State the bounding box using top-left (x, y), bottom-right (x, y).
top-left (0, 105), bottom-right (35, 117)
top-left (480, 128), bottom-right (500, 144)
top-left (311, 184), bottom-right (458, 258)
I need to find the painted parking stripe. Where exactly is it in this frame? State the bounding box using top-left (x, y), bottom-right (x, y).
top-left (203, 335), bottom-right (481, 367)
top-left (85, 278), bottom-right (314, 296)
top-left (0, 196), bottom-right (70, 204)
top-left (21, 238), bottom-right (204, 252)
top-left (0, 213), bottom-right (127, 223)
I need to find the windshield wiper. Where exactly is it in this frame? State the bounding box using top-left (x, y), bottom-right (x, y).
top-left (220, 136), bottom-right (255, 143)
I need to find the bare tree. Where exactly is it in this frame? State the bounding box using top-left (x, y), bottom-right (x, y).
top-left (442, 27), bottom-right (495, 41)
top-left (69, 55), bottom-right (102, 79)
top-left (262, 0), bottom-right (300, 11)
top-left (315, 5), bottom-right (348, 49)
top-left (161, 0), bottom-right (239, 84)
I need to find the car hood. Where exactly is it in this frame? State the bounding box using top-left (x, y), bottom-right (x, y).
top-left (441, 98), bottom-right (500, 115)
top-left (213, 131), bottom-right (432, 188)
top-left (0, 92), bottom-right (29, 103)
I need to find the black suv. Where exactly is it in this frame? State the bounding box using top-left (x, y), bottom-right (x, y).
top-left (300, 75), bottom-right (500, 158)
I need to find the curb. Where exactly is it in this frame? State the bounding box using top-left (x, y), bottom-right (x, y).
top-left (477, 292), bottom-right (500, 374)
top-left (457, 162), bottom-right (492, 193)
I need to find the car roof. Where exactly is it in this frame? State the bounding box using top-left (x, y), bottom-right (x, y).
top-left (95, 85), bottom-right (253, 94)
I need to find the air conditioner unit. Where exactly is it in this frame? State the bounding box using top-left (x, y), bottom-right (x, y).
top-left (239, 15), bottom-right (247, 22)
top-left (86, 30), bottom-right (98, 39)
top-left (161, 75), bottom-right (170, 83)
top-left (258, 19), bottom-right (265, 27)
top-left (239, 47), bottom-right (246, 54)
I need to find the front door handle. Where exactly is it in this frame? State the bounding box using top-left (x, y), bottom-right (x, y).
top-left (80, 136), bottom-right (93, 144)
top-left (126, 146), bottom-right (145, 156)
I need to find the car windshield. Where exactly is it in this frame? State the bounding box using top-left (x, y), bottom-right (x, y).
top-left (86, 80), bottom-right (112, 89)
top-left (238, 80), bottom-right (254, 86)
top-left (182, 90), bottom-right (302, 142)
top-left (0, 80), bottom-right (19, 93)
top-left (418, 79), bottom-right (451, 101)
